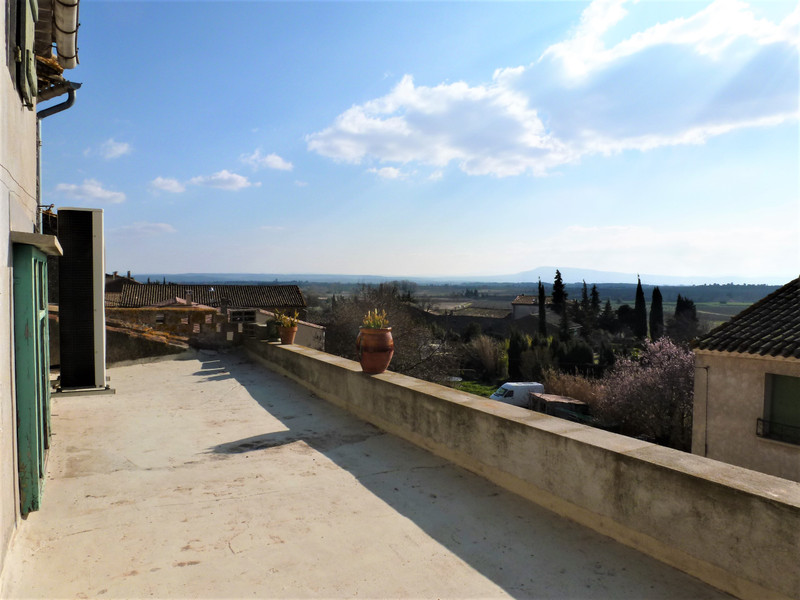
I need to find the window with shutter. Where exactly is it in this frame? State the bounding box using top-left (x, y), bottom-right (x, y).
top-left (16, 0), bottom-right (39, 108)
top-left (758, 374), bottom-right (800, 445)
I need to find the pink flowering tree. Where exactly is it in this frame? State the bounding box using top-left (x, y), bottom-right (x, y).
top-left (597, 338), bottom-right (694, 450)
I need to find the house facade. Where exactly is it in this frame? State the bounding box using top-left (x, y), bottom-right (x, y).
top-left (511, 294), bottom-right (537, 319)
top-left (1, 0), bottom-right (81, 570)
top-left (692, 278), bottom-right (800, 482)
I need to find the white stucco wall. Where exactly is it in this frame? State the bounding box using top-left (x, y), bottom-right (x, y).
top-left (1, 5), bottom-right (39, 571)
top-left (693, 350), bottom-right (800, 482)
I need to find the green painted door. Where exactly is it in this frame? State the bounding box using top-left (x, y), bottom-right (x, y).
top-left (13, 244), bottom-right (51, 515)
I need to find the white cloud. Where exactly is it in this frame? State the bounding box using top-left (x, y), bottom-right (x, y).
top-left (115, 222), bottom-right (177, 236)
top-left (367, 166), bottom-right (405, 179)
top-left (542, 0), bottom-right (799, 79)
top-left (100, 138), bottom-right (131, 159)
top-left (55, 179), bottom-right (126, 204)
top-left (294, 180), bottom-right (308, 187)
top-left (308, 74), bottom-right (559, 177)
top-left (241, 149), bottom-right (293, 171)
top-left (189, 170), bottom-right (259, 191)
top-left (150, 177), bottom-right (186, 193)
top-left (308, 1), bottom-right (799, 178)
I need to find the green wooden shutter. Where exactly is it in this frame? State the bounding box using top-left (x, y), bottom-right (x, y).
top-left (17, 0), bottom-right (39, 108)
top-left (13, 244), bottom-right (51, 515)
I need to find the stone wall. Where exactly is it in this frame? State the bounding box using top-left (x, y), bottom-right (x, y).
top-left (244, 339), bottom-right (800, 600)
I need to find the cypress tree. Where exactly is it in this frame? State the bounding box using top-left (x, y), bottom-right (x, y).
top-left (580, 281), bottom-right (590, 325)
top-left (590, 285), bottom-right (600, 315)
top-left (599, 299), bottom-right (616, 332)
top-left (668, 294), bottom-right (699, 343)
top-left (559, 301), bottom-right (572, 341)
top-left (649, 286), bottom-right (664, 340)
top-left (633, 276), bottom-right (647, 339)
top-left (552, 270), bottom-right (567, 315)
top-left (538, 279), bottom-right (547, 336)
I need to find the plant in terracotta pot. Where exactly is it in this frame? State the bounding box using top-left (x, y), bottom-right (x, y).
top-left (274, 310), bottom-right (299, 345)
top-left (357, 309), bottom-right (394, 374)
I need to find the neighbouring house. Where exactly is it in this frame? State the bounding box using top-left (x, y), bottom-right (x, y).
top-left (692, 277), bottom-right (800, 482)
top-left (118, 283), bottom-right (307, 318)
top-left (107, 287), bottom-right (323, 352)
top-left (105, 270), bottom-right (139, 293)
top-left (511, 294), bottom-right (537, 319)
top-left (1, 0), bottom-right (82, 572)
top-left (106, 302), bottom-right (224, 338)
top-left (104, 270), bottom-right (138, 307)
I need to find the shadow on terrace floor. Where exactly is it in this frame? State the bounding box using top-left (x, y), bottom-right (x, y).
top-left (205, 350), bottom-right (728, 600)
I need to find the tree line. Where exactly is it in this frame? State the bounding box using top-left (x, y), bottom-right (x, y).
top-left (312, 271), bottom-right (718, 452)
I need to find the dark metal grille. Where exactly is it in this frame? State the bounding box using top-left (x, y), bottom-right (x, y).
top-left (757, 418), bottom-right (800, 445)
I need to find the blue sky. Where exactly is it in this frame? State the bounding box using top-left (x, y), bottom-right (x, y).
top-left (41, 0), bottom-right (799, 283)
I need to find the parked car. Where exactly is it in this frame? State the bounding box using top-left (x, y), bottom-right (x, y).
top-left (489, 382), bottom-right (545, 408)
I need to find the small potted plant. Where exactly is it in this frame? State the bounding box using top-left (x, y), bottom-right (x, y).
top-left (274, 310), bottom-right (299, 345)
top-left (356, 308), bottom-right (394, 374)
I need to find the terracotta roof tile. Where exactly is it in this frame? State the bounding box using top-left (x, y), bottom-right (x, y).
top-left (694, 278), bottom-right (800, 359)
top-left (119, 284), bottom-right (306, 310)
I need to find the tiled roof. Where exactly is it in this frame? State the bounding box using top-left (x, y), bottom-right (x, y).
top-left (119, 284), bottom-right (306, 309)
top-left (105, 292), bottom-right (123, 307)
top-left (694, 277), bottom-right (800, 359)
top-left (512, 294), bottom-right (537, 305)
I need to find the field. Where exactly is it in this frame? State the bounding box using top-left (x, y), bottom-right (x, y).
top-left (694, 302), bottom-right (751, 331)
top-left (302, 281), bottom-right (761, 332)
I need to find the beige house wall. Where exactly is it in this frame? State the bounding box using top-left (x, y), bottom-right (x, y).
top-left (693, 350), bottom-right (800, 482)
top-left (0, 5), bottom-right (40, 573)
top-left (511, 304), bottom-right (535, 319)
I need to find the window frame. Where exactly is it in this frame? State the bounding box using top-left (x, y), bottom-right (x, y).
top-left (758, 373), bottom-right (800, 446)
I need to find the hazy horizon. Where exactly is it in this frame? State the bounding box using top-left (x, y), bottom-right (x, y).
top-left (129, 266), bottom-right (793, 287)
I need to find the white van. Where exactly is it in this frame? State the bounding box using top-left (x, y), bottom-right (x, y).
top-left (489, 382), bottom-right (545, 408)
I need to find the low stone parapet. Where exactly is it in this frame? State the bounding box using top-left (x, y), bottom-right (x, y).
top-left (243, 339), bottom-right (800, 600)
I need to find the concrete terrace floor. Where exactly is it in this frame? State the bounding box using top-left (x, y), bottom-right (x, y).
top-left (0, 351), bottom-right (731, 599)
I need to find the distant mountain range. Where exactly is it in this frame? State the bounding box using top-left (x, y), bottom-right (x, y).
top-left (133, 267), bottom-right (792, 286)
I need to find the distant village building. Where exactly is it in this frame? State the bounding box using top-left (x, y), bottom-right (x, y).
top-left (105, 271), bottom-right (139, 307)
top-left (105, 270), bottom-right (139, 293)
top-left (118, 283), bottom-right (307, 315)
top-left (511, 294), bottom-right (537, 320)
top-left (106, 283), bottom-right (319, 349)
top-left (692, 277), bottom-right (800, 482)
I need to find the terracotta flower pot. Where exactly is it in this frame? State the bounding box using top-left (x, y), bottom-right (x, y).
top-left (279, 325), bottom-right (298, 345)
top-left (356, 327), bottom-right (394, 374)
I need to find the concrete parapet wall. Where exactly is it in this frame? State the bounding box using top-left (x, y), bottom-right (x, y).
top-left (257, 310), bottom-right (325, 350)
top-left (243, 339), bottom-right (800, 600)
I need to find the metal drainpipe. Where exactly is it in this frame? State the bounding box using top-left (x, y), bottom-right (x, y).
top-left (37, 84), bottom-right (80, 120)
top-left (36, 84), bottom-right (81, 231)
